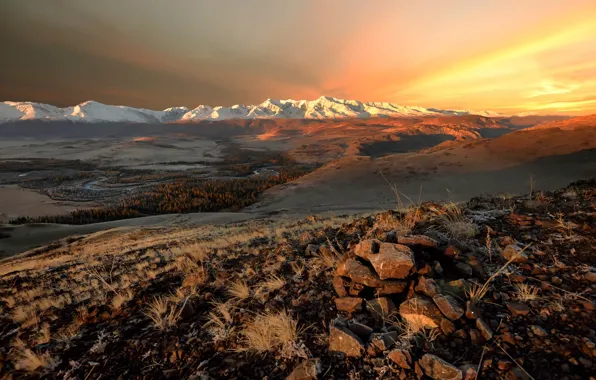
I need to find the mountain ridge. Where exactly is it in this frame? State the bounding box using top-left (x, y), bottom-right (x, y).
top-left (0, 96), bottom-right (505, 124)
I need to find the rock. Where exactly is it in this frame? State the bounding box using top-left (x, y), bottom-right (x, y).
top-left (465, 301), bottom-right (480, 320)
top-left (442, 279), bottom-right (471, 299)
top-left (579, 299), bottom-right (595, 311)
top-left (336, 258), bottom-right (381, 287)
top-left (584, 271), bottom-right (596, 283)
top-left (469, 329), bottom-right (484, 345)
top-left (286, 359), bottom-right (321, 380)
top-left (506, 367), bottom-right (530, 380)
top-left (501, 332), bottom-right (516, 345)
top-left (398, 235), bottom-right (439, 248)
top-left (440, 319), bottom-right (456, 335)
top-left (348, 282), bottom-right (365, 296)
top-left (335, 297), bottom-right (363, 313)
top-left (530, 325), bottom-right (548, 337)
top-left (433, 294), bottom-right (464, 320)
top-left (459, 364), bottom-right (478, 380)
top-left (502, 245), bottom-right (528, 263)
top-left (347, 320), bottom-right (373, 340)
top-left (445, 246), bottom-right (462, 260)
top-left (465, 255), bottom-right (487, 280)
top-left (366, 243), bottom-right (415, 280)
top-left (399, 296), bottom-right (444, 329)
top-left (432, 261), bottom-right (444, 277)
top-left (552, 276), bottom-right (562, 286)
top-left (415, 277), bottom-right (441, 298)
top-left (377, 280), bottom-right (408, 296)
top-left (415, 362), bottom-right (424, 379)
top-left (329, 323), bottom-right (364, 357)
top-left (368, 331), bottom-right (398, 355)
top-left (497, 360), bottom-right (513, 371)
top-left (454, 262), bottom-right (473, 278)
top-left (476, 318), bottom-right (493, 340)
top-left (354, 239), bottom-right (381, 260)
top-left (304, 244), bottom-right (320, 257)
top-left (419, 354), bottom-right (463, 380)
top-left (388, 349), bottom-right (412, 369)
top-left (367, 297), bottom-right (396, 319)
top-left (333, 276), bottom-right (349, 297)
top-left (506, 302), bottom-right (529, 317)
top-left (498, 236), bottom-right (515, 247)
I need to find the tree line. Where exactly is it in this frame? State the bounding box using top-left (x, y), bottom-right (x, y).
top-left (10, 168), bottom-right (308, 225)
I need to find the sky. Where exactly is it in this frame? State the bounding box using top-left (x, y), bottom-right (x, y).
top-left (2, 0), bottom-right (596, 115)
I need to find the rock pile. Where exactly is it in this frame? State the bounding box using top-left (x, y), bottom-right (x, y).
top-left (329, 234), bottom-right (492, 378)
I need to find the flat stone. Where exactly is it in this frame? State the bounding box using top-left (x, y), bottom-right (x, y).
top-left (442, 279), bottom-right (471, 299)
top-left (415, 277), bottom-right (441, 298)
top-left (466, 254), bottom-right (487, 281)
top-left (502, 245), bottom-right (528, 263)
top-left (367, 243), bottom-right (415, 280)
top-left (348, 282), bottom-right (365, 296)
top-left (367, 297), bottom-right (396, 319)
top-left (584, 271), bottom-right (596, 283)
top-left (476, 318), bottom-right (493, 340)
top-left (329, 324), bottom-right (364, 357)
top-left (398, 235), bottom-right (439, 248)
top-left (433, 294), bottom-right (464, 321)
top-left (353, 239), bottom-right (381, 260)
top-left (368, 331), bottom-right (398, 355)
top-left (530, 325), bottom-right (548, 337)
top-left (286, 359), bottom-right (321, 380)
top-left (459, 364), bottom-right (478, 380)
top-left (399, 296), bottom-right (444, 329)
top-left (419, 354), bottom-right (463, 380)
top-left (440, 318), bottom-right (456, 335)
top-left (333, 276), bottom-right (349, 297)
top-left (445, 246), bottom-right (462, 260)
top-left (506, 302), bottom-right (529, 317)
top-left (454, 262), bottom-right (473, 278)
top-left (336, 258), bottom-right (381, 287)
top-left (388, 349), bottom-right (412, 369)
top-left (376, 280), bottom-right (408, 296)
top-left (465, 301), bottom-right (480, 319)
top-left (347, 320), bottom-right (373, 340)
top-left (469, 329), bottom-right (484, 345)
top-left (432, 261), bottom-right (444, 277)
top-left (335, 297), bottom-right (363, 313)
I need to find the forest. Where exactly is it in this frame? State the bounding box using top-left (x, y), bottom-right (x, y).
top-left (9, 168), bottom-right (308, 225)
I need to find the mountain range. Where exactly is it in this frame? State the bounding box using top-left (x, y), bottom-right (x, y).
top-left (0, 96), bottom-right (502, 123)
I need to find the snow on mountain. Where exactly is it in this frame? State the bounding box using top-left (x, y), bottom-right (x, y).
top-left (0, 96), bottom-right (502, 123)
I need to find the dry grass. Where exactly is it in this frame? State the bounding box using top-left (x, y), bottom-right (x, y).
top-left (467, 244), bottom-right (531, 304)
top-left (144, 296), bottom-right (184, 330)
top-left (206, 301), bottom-right (236, 343)
top-left (430, 202), bottom-right (478, 239)
top-left (259, 275), bottom-right (285, 293)
top-left (514, 284), bottom-right (540, 301)
top-left (241, 310), bottom-right (300, 354)
top-left (228, 279), bottom-right (251, 301)
top-left (111, 289), bottom-right (134, 310)
top-left (14, 348), bottom-right (55, 372)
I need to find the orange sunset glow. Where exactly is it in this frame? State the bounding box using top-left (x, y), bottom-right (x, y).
top-left (2, 0), bottom-right (596, 114)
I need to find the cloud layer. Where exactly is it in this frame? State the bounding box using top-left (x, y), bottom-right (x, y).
top-left (1, 0), bottom-right (595, 114)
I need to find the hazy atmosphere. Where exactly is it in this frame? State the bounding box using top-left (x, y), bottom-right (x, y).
top-left (1, 1), bottom-right (596, 378)
top-left (2, 0), bottom-right (596, 114)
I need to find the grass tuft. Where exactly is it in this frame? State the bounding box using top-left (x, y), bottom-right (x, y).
top-left (241, 310), bottom-right (300, 355)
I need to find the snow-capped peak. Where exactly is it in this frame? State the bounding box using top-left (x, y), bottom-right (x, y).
top-left (0, 97), bottom-right (502, 123)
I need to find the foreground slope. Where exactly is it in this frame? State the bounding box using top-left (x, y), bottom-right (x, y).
top-left (0, 180), bottom-right (594, 379)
